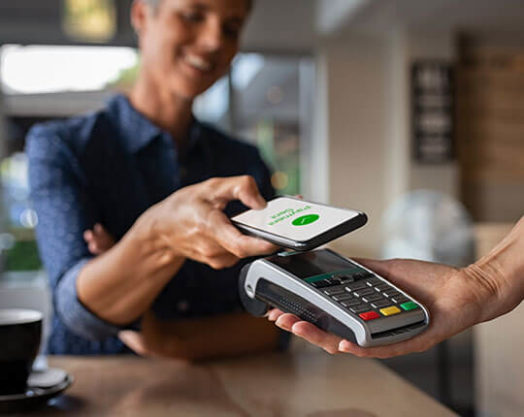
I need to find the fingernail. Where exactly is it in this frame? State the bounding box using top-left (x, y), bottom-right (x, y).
top-left (338, 340), bottom-right (349, 351)
top-left (275, 316), bottom-right (288, 330)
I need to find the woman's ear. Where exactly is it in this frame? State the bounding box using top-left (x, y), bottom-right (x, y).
top-left (130, 0), bottom-right (150, 37)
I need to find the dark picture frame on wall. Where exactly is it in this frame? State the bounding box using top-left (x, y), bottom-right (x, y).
top-left (411, 61), bottom-right (454, 164)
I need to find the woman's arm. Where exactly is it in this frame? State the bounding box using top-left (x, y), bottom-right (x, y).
top-left (76, 215), bottom-right (185, 325)
top-left (28, 127), bottom-right (277, 346)
top-left (84, 221), bottom-right (284, 360)
top-left (76, 176), bottom-right (278, 326)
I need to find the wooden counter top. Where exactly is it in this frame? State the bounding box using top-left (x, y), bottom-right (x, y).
top-left (19, 350), bottom-right (456, 416)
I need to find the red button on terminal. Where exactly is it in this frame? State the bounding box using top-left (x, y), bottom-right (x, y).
top-left (359, 311), bottom-right (380, 321)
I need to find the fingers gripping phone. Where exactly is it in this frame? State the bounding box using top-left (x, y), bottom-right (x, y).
top-left (231, 196), bottom-right (367, 251)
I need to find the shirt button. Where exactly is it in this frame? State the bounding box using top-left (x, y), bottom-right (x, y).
top-left (177, 300), bottom-right (190, 312)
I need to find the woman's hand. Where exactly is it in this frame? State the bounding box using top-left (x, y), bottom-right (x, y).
top-left (77, 175), bottom-right (277, 327)
top-left (143, 175), bottom-right (278, 269)
top-left (84, 223), bottom-right (115, 255)
top-left (268, 257), bottom-right (509, 358)
top-left (85, 176), bottom-right (276, 266)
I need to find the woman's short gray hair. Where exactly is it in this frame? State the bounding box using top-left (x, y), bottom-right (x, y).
top-left (140, 0), bottom-right (253, 12)
top-left (142, 0), bottom-right (161, 9)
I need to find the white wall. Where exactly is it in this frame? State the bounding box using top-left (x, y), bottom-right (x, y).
top-left (313, 35), bottom-right (388, 258)
top-left (312, 28), bottom-right (458, 258)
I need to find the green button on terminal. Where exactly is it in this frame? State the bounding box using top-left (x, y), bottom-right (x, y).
top-left (400, 301), bottom-right (418, 311)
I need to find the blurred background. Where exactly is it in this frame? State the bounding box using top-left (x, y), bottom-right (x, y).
top-left (0, 0), bottom-right (522, 416)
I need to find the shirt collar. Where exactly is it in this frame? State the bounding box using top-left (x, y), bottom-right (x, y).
top-left (107, 94), bottom-right (205, 154)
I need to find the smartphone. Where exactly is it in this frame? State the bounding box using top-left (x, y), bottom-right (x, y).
top-left (231, 196), bottom-right (367, 251)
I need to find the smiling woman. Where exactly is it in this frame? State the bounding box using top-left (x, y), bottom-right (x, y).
top-left (25, 0), bottom-right (284, 357)
top-left (131, 0), bottom-right (249, 114)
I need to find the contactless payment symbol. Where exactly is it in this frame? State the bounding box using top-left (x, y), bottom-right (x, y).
top-left (292, 214), bottom-right (320, 226)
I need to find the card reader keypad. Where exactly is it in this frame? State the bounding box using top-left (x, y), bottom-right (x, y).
top-left (313, 271), bottom-right (421, 321)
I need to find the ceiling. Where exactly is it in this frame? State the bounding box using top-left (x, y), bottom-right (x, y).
top-left (2, 0), bottom-right (524, 50)
top-left (342, 0), bottom-right (524, 36)
top-left (0, 0), bottom-right (315, 52)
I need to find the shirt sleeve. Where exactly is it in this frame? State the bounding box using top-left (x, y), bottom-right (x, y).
top-left (26, 125), bottom-right (122, 341)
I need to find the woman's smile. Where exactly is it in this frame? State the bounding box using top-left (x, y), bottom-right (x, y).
top-left (183, 53), bottom-right (215, 73)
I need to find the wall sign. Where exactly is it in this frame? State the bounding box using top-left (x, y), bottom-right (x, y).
top-left (411, 62), bottom-right (454, 163)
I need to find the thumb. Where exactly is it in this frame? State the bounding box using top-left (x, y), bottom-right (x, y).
top-left (208, 176), bottom-right (267, 210)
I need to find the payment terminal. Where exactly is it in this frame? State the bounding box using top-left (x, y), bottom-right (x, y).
top-left (239, 249), bottom-right (430, 347)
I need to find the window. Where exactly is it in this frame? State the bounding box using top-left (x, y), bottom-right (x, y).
top-left (196, 53), bottom-right (314, 196)
top-left (1, 44), bottom-right (138, 94)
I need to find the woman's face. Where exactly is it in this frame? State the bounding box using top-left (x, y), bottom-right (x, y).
top-left (134, 0), bottom-right (249, 100)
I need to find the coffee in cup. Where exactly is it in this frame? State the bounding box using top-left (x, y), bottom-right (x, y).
top-left (0, 309), bottom-right (42, 395)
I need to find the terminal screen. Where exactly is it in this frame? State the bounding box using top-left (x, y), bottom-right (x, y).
top-left (270, 250), bottom-right (356, 279)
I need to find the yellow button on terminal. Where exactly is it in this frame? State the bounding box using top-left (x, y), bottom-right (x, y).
top-left (380, 306), bottom-right (401, 316)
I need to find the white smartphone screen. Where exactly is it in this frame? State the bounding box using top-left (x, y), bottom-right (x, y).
top-left (231, 196), bottom-right (366, 249)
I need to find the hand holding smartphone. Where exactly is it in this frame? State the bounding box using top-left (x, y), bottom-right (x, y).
top-left (231, 196), bottom-right (367, 251)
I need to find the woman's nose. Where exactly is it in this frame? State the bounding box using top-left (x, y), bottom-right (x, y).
top-left (197, 18), bottom-right (223, 51)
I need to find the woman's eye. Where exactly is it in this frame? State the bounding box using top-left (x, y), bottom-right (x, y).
top-left (223, 24), bottom-right (241, 39)
top-left (181, 11), bottom-right (204, 22)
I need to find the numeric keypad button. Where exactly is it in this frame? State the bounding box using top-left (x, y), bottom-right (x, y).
top-left (350, 305), bottom-right (369, 314)
top-left (323, 286), bottom-right (346, 296)
top-left (392, 296), bottom-right (409, 304)
top-left (353, 288), bottom-right (375, 297)
top-left (362, 294), bottom-right (382, 303)
top-left (341, 299), bottom-right (360, 308)
top-left (364, 278), bottom-right (382, 287)
top-left (371, 300), bottom-right (392, 308)
top-left (345, 282), bottom-right (367, 292)
top-left (331, 293), bottom-right (353, 302)
top-left (383, 290), bottom-right (401, 298)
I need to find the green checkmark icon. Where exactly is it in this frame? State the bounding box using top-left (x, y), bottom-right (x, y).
top-left (292, 214), bottom-right (320, 226)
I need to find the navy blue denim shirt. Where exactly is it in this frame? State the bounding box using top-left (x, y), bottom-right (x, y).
top-left (26, 94), bottom-right (275, 354)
